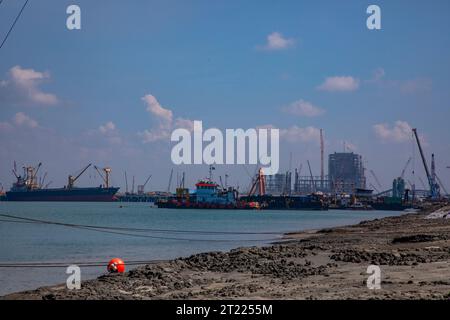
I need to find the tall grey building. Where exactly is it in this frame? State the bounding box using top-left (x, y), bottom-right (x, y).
top-left (328, 152), bottom-right (366, 194)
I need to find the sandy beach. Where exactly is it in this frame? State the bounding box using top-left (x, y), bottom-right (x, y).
top-left (3, 203), bottom-right (450, 300)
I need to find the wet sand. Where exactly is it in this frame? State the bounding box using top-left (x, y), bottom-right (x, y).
top-left (3, 203), bottom-right (450, 300)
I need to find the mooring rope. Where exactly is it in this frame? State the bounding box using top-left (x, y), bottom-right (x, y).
top-left (0, 213), bottom-right (285, 242)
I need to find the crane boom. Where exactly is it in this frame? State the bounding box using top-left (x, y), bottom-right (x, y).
top-left (142, 174), bottom-right (152, 188)
top-left (412, 128), bottom-right (439, 199)
top-left (68, 163), bottom-right (91, 188)
top-left (307, 160), bottom-right (316, 192)
top-left (32, 162), bottom-right (42, 182)
top-left (436, 175), bottom-right (448, 195)
top-left (369, 170), bottom-right (382, 188)
top-left (167, 169), bottom-right (174, 193)
top-left (400, 157), bottom-right (412, 179)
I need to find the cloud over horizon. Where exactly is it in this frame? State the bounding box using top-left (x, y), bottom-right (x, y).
top-left (259, 32), bottom-right (295, 51)
top-left (0, 66), bottom-right (59, 107)
top-left (282, 99), bottom-right (324, 117)
top-left (139, 94), bottom-right (194, 143)
top-left (317, 76), bottom-right (359, 92)
top-left (373, 120), bottom-right (413, 143)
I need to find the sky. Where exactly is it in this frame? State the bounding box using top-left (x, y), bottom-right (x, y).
top-left (1, 0), bottom-right (450, 193)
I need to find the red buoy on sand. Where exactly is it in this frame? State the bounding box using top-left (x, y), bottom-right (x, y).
top-left (107, 258), bottom-right (125, 273)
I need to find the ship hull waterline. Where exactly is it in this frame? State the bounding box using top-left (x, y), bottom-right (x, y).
top-left (5, 187), bottom-right (119, 202)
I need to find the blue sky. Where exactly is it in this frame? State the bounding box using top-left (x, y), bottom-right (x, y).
top-left (1, 0), bottom-right (450, 192)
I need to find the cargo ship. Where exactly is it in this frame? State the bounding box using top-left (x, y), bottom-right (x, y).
top-left (5, 163), bottom-right (119, 202)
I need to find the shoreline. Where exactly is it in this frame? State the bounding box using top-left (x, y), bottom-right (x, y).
top-left (3, 203), bottom-right (450, 300)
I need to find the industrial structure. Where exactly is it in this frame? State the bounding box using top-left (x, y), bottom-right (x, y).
top-left (264, 172), bottom-right (291, 195)
top-left (328, 152), bottom-right (366, 194)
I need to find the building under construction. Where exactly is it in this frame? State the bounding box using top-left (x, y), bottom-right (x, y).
top-left (328, 152), bottom-right (366, 194)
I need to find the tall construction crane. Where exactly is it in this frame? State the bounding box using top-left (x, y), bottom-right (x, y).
top-left (68, 164), bottom-right (91, 189)
top-left (412, 128), bottom-right (440, 199)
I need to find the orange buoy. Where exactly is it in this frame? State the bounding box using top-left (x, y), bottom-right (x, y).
top-left (107, 258), bottom-right (125, 273)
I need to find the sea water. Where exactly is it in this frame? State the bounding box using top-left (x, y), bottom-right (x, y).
top-left (0, 201), bottom-right (403, 295)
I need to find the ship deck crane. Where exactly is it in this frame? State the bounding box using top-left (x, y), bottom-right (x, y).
top-left (68, 163), bottom-right (91, 189)
top-left (94, 165), bottom-right (111, 188)
top-left (412, 128), bottom-right (439, 199)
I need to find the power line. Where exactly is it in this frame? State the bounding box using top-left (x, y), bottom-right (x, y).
top-left (0, 0), bottom-right (29, 51)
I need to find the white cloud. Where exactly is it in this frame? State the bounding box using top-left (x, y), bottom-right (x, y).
top-left (280, 126), bottom-right (321, 144)
top-left (373, 121), bottom-right (413, 143)
top-left (94, 121), bottom-right (123, 145)
top-left (282, 99), bottom-right (324, 117)
top-left (138, 129), bottom-right (170, 143)
top-left (260, 32), bottom-right (295, 51)
top-left (174, 118), bottom-right (195, 131)
top-left (13, 112), bottom-right (39, 128)
top-left (139, 94), bottom-right (194, 143)
top-left (0, 66), bottom-right (59, 106)
top-left (317, 76), bottom-right (359, 92)
top-left (99, 121), bottom-right (116, 134)
top-left (142, 94), bottom-right (173, 124)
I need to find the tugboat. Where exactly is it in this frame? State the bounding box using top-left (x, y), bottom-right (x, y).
top-left (156, 168), bottom-right (259, 209)
top-left (6, 162), bottom-right (119, 202)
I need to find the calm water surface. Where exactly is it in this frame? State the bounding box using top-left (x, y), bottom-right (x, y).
top-left (0, 202), bottom-right (403, 295)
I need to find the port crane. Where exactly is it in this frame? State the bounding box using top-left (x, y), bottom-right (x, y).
top-left (138, 174), bottom-right (152, 195)
top-left (248, 168), bottom-right (266, 197)
top-left (167, 168), bottom-right (174, 193)
top-left (94, 166), bottom-right (112, 188)
top-left (124, 171), bottom-right (129, 194)
top-left (307, 160), bottom-right (316, 192)
top-left (68, 163), bottom-right (91, 188)
top-left (412, 128), bottom-right (440, 199)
